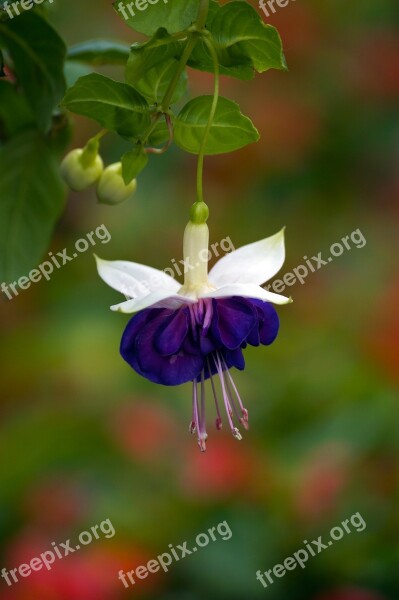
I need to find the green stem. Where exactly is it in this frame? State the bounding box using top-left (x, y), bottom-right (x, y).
top-left (196, 0), bottom-right (210, 29)
top-left (142, 35), bottom-right (197, 144)
top-left (160, 34), bottom-right (198, 112)
top-left (142, 0), bottom-right (210, 144)
top-left (80, 129), bottom-right (107, 168)
top-left (196, 36), bottom-right (219, 205)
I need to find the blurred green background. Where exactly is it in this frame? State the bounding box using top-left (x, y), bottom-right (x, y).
top-left (0, 0), bottom-right (398, 599)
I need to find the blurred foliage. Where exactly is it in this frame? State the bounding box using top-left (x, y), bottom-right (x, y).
top-left (0, 10), bottom-right (69, 281)
top-left (0, 0), bottom-right (398, 599)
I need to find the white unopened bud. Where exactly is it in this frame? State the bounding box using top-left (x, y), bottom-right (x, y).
top-left (97, 163), bottom-right (137, 205)
top-left (61, 149), bottom-right (103, 192)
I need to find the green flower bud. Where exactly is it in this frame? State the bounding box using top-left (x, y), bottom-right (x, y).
top-left (190, 201), bottom-right (209, 224)
top-left (97, 163), bottom-right (137, 206)
top-left (60, 148), bottom-right (103, 192)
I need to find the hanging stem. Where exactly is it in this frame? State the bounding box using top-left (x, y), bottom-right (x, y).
top-left (196, 36), bottom-right (220, 205)
top-left (160, 35), bottom-right (198, 113)
top-left (143, 0), bottom-right (210, 144)
top-left (196, 0), bottom-right (210, 29)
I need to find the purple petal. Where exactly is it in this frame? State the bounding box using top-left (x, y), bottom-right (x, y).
top-left (212, 297), bottom-right (257, 350)
top-left (249, 299), bottom-right (280, 345)
top-left (120, 296), bottom-right (279, 388)
top-left (154, 306), bottom-right (189, 356)
top-left (135, 311), bottom-right (203, 386)
top-left (225, 347), bottom-right (245, 370)
top-left (120, 308), bottom-right (161, 378)
top-left (247, 323), bottom-right (260, 346)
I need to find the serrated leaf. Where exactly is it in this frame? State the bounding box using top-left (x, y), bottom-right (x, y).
top-left (0, 130), bottom-right (66, 281)
top-left (113, 0), bottom-right (200, 36)
top-left (121, 146), bottom-right (149, 184)
top-left (0, 11), bottom-right (66, 131)
top-left (125, 27), bottom-right (183, 85)
top-left (61, 73), bottom-right (151, 140)
top-left (135, 58), bottom-right (187, 104)
top-left (189, 1), bottom-right (286, 80)
top-left (174, 95), bottom-right (259, 155)
top-left (67, 40), bottom-right (130, 65)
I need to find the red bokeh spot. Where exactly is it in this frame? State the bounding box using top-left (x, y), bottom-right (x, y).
top-left (295, 443), bottom-right (350, 520)
top-left (3, 531), bottom-right (157, 600)
top-left (111, 400), bottom-right (182, 462)
top-left (180, 435), bottom-right (260, 500)
top-left (315, 586), bottom-right (387, 600)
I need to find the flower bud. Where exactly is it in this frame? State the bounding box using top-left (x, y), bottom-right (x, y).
top-left (60, 148), bottom-right (103, 192)
top-left (96, 163), bottom-right (137, 205)
top-left (190, 201), bottom-right (209, 224)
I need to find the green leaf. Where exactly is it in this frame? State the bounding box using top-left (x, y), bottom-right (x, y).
top-left (113, 0), bottom-right (200, 36)
top-left (125, 27), bottom-right (183, 86)
top-left (147, 119), bottom-right (170, 146)
top-left (0, 130), bottom-right (66, 282)
top-left (174, 95), bottom-right (259, 155)
top-left (0, 80), bottom-right (35, 138)
top-left (67, 40), bottom-right (130, 65)
top-left (189, 42), bottom-right (254, 80)
top-left (189, 1), bottom-right (287, 80)
top-left (0, 12), bottom-right (66, 131)
top-left (61, 73), bottom-right (151, 140)
top-left (64, 60), bottom-right (92, 88)
top-left (121, 145), bottom-right (149, 184)
top-left (135, 58), bottom-right (187, 104)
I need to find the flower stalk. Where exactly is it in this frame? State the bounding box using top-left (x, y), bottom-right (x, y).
top-left (142, 0), bottom-right (211, 146)
top-left (80, 130), bottom-right (107, 168)
top-left (196, 36), bottom-right (220, 207)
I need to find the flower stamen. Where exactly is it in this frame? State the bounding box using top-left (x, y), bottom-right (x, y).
top-left (199, 370), bottom-right (208, 448)
top-left (221, 355), bottom-right (250, 431)
top-left (191, 380), bottom-right (200, 436)
top-left (214, 352), bottom-right (242, 441)
top-left (192, 377), bottom-right (207, 452)
top-left (207, 357), bottom-right (223, 430)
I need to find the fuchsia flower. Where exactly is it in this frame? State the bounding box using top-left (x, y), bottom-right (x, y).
top-left (96, 220), bottom-right (291, 451)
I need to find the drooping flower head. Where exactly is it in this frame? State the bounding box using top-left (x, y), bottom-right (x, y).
top-left (96, 206), bottom-right (291, 451)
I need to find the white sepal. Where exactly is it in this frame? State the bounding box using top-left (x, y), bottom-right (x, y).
top-left (110, 290), bottom-right (194, 313)
top-left (200, 283), bottom-right (292, 305)
top-left (209, 228), bottom-right (286, 288)
top-left (95, 255), bottom-right (180, 298)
